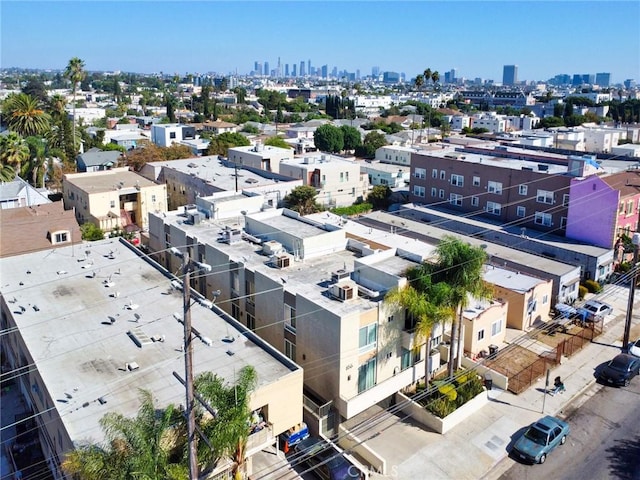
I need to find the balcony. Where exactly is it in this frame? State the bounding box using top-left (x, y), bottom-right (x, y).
top-left (401, 329), bottom-right (419, 350)
top-left (245, 422), bottom-right (274, 456)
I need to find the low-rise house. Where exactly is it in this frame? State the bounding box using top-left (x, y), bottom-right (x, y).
top-left (360, 160), bottom-right (410, 188)
top-left (200, 120), bottom-right (238, 135)
top-left (151, 123), bottom-right (196, 147)
top-left (228, 144), bottom-right (294, 174)
top-left (462, 298), bottom-right (508, 357)
top-left (77, 148), bottom-right (123, 172)
top-left (0, 176), bottom-right (50, 209)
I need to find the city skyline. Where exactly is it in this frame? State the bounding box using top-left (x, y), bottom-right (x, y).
top-left (2, 1), bottom-right (639, 84)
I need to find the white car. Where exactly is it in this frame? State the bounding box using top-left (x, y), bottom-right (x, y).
top-left (628, 339), bottom-right (640, 358)
top-left (576, 300), bottom-right (613, 322)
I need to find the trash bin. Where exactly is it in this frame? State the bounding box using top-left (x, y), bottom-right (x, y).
top-left (484, 374), bottom-right (493, 390)
top-left (488, 344), bottom-right (499, 359)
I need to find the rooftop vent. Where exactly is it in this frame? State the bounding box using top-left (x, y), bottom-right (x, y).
top-left (275, 253), bottom-right (292, 269)
top-left (221, 227), bottom-right (242, 244)
top-left (330, 282), bottom-right (357, 302)
top-left (262, 240), bottom-right (283, 256)
top-left (331, 269), bottom-right (351, 283)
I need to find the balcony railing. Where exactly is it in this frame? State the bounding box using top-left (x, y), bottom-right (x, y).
top-left (246, 423), bottom-right (273, 454)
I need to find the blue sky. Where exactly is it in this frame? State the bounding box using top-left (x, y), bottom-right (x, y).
top-left (2, 1), bottom-right (639, 83)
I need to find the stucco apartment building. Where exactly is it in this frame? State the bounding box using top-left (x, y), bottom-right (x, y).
top-left (227, 144), bottom-right (294, 174)
top-left (63, 167), bottom-right (167, 234)
top-left (409, 143), bottom-right (603, 237)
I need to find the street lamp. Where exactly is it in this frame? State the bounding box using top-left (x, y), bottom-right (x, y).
top-left (623, 233), bottom-right (640, 349)
top-left (170, 247), bottom-right (212, 480)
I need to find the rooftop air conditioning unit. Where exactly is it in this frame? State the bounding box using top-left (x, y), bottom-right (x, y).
top-left (188, 212), bottom-right (203, 225)
top-left (275, 253), bottom-right (291, 269)
top-left (331, 283), bottom-right (356, 301)
top-left (262, 240), bottom-right (283, 256)
top-left (222, 227), bottom-right (242, 244)
top-left (331, 269), bottom-right (351, 283)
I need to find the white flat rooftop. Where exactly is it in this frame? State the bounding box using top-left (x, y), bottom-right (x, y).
top-left (0, 238), bottom-right (297, 445)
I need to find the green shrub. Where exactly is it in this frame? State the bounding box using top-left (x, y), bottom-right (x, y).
top-left (578, 285), bottom-right (588, 300)
top-left (425, 397), bottom-right (455, 418)
top-left (331, 203), bottom-right (372, 217)
top-left (583, 279), bottom-right (602, 293)
top-left (616, 261), bottom-right (631, 273)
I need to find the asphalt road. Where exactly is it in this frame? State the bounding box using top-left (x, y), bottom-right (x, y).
top-left (499, 376), bottom-right (640, 480)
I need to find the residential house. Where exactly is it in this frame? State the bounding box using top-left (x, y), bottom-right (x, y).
top-left (62, 167), bottom-right (167, 234)
top-left (200, 120), bottom-right (238, 135)
top-left (0, 202), bottom-right (82, 258)
top-left (0, 177), bottom-right (50, 209)
top-left (360, 160), bottom-right (410, 189)
top-left (151, 123), bottom-right (196, 147)
top-left (461, 299), bottom-right (508, 357)
top-left (77, 148), bottom-right (123, 172)
top-left (0, 238), bottom-right (303, 479)
top-left (375, 145), bottom-right (414, 166)
top-left (227, 144), bottom-right (294, 174)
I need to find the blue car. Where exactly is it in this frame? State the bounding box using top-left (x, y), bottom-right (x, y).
top-left (511, 416), bottom-right (570, 464)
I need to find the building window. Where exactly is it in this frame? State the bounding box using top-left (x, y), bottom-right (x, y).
top-left (152, 195), bottom-right (156, 202)
top-left (340, 172), bottom-right (344, 182)
top-left (473, 176), bottom-right (480, 187)
top-left (560, 217), bottom-right (567, 229)
top-left (432, 169), bottom-right (438, 178)
top-left (246, 313), bottom-right (255, 331)
top-left (491, 319), bottom-right (503, 336)
top-left (284, 304), bottom-right (296, 333)
top-left (431, 187), bottom-right (437, 197)
top-left (535, 212), bottom-right (552, 226)
top-left (169, 132), bottom-right (176, 139)
top-left (471, 196), bottom-right (479, 207)
top-left (619, 202), bottom-right (625, 214)
top-left (359, 323), bottom-right (378, 352)
top-left (245, 280), bottom-right (255, 306)
top-left (516, 206), bottom-right (526, 217)
top-left (414, 168), bottom-right (426, 179)
top-left (358, 357), bottom-right (377, 393)
top-left (440, 170), bottom-right (446, 180)
top-left (487, 181), bottom-right (503, 194)
top-left (401, 348), bottom-right (411, 370)
top-left (477, 329), bottom-right (485, 341)
top-left (110, 200), bottom-right (116, 208)
top-left (563, 194), bottom-right (570, 207)
top-left (284, 339), bottom-right (296, 361)
top-left (413, 185), bottom-right (425, 197)
top-left (231, 299), bottom-right (240, 319)
top-left (439, 189), bottom-right (445, 199)
top-left (449, 193), bottom-right (463, 206)
top-left (519, 184), bottom-right (528, 195)
top-left (542, 295), bottom-right (549, 305)
top-left (345, 171), bottom-right (349, 181)
top-left (486, 201), bottom-right (501, 215)
top-left (536, 189), bottom-right (554, 204)
top-left (51, 230), bottom-right (70, 244)
top-left (450, 174), bottom-right (464, 187)
top-left (628, 200), bottom-right (634, 214)
top-left (231, 271), bottom-right (239, 294)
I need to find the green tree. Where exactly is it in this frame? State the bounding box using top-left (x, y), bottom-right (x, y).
top-left (0, 163), bottom-right (16, 182)
top-left (80, 222), bottom-right (106, 241)
top-left (195, 366), bottom-right (257, 478)
top-left (62, 390), bottom-right (188, 480)
top-left (423, 68), bottom-right (432, 87)
top-left (264, 136), bottom-right (292, 149)
top-left (0, 132), bottom-right (30, 174)
top-left (2, 93), bottom-right (51, 137)
top-left (241, 124), bottom-right (260, 134)
top-left (313, 124), bottom-right (344, 153)
top-left (232, 87), bottom-right (247, 104)
top-left (24, 136), bottom-right (47, 187)
top-left (206, 132), bottom-right (250, 157)
top-left (431, 237), bottom-right (491, 375)
top-left (355, 131), bottom-right (386, 159)
top-left (366, 185), bottom-right (391, 210)
top-left (414, 74), bottom-right (424, 91)
top-left (22, 78), bottom-right (48, 103)
top-left (340, 125), bottom-right (362, 151)
top-left (166, 94), bottom-right (177, 123)
top-left (431, 70), bottom-right (440, 87)
top-left (64, 57), bottom-right (86, 157)
top-left (284, 185), bottom-right (322, 215)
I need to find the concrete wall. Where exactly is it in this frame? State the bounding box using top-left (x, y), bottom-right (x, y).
top-left (337, 424), bottom-right (386, 475)
top-left (461, 356), bottom-right (509, 390)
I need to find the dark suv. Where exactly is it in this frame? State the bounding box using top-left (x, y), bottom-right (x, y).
top-left (293, 437), bottom-right (363, 480)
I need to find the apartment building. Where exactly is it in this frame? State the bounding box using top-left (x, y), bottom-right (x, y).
top-left (374, 145), bottom-right (414, 166)
top-left (227, 144), bottom-right (293, 174)
top-left (408, 143), bottom-right (603, 236)
top-left (150, 123), bottom-right (196, 147)
top-left (360, 160), bottom-right (410, 188)
top-left (0, 238), bottom-right (303, 479)
top-left (279, 153), bottom-right (369, 208)
top-left (63, 167), bottom-right (167, 233)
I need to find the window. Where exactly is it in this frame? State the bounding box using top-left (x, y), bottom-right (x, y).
top-left (231, 299), bottom-right (240, 319)
top-left (477, 329), bottom-right (485, 341)
top-left (284, 339), bottom-right (296, 361)
top-left (51, 231), bottom-right (70, 244)
top-left (439, 189), bottom-right (445, 199)
top-left (560, 217), bottom-right (567, 229)
top-left (110, 200), bottom-right (116, 208)
top-left (487, 181), bottom-right (503, 194)
top-left (345, 171), bottom-right (349, 181)
top-left (151, 195), bottom-right (156, 202)
top-left (245, 280), bottom-right (255, 305)
top-left (628, 200), bottom-right (634, 214)
top-left (563, 194), bottom-right (570, 207)
top-left (473, 176), bottom-right (480, 187)
top-left (471, 196), bottom-right (479, 207)
top-left (231, 271), bottom-right (239, 293)
top-left (491, 319), bottom-right (503, 336)
top-left (519, 184), bottom-right (528, 195)
top-left (401, 348), bottom-right (411, 370)
top-left (431, 187), bottom-right (437, 197)
top-left (415, 168), bottom-right (426, 179)
top-left (358, 357), bottom-right (377, 393)
top-left (440, 170), bottom-right (446, 180)
top-left (486, 201), bottom-right (501, 215)
top-left (449, 193), bottom-right (463, 206)
top-left (413, 185), bottom-right (425, 197)
top-left (535, 212), bottom-right (552, 226)
top-left (432, 169), bottom-right (438, 178)
top-left (450, 174), bottom-right (464, 187)
top-left (387, 315), bottom-right (394, 322)
top-left (536, 189), bottom-right (554, 204)
top-left (619, 202), bottom-right (625, 214)
top-left (246, 313), bottom-right (255, 331)
top-left (340, 172), bottom-right (344, 182)
top-left (516, 206), bottom-right (526, 217)
top-left (284, 304), bottom-right (296, 332)
top-left (359, 323), bottom-right (378, 352)
top-left (169, 132), bottom-right (176, 139)
top-left (542, 295), bottom-right (549, 305)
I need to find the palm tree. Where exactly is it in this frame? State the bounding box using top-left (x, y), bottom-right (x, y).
top-left (431, 236), bottom-right (491, 376)
top-left (0, 132), bottom-right (30, 174)
top-left (2, 93), bottom-right (51, 137)
top-left (423, 68), bottom-right (432, 88)
top-left (431, 71), bottom-right (440, 89)
top-left (414, 74), bottom-right (424, 92)
top-left (64, 57), bottom-right (86, 157)
top-left (61, 390), bottom-right (188, 480)
top-left (24, 136), bottom-right (47, 187)
top-left (0, 163), bottom-right (16, 182)
top-left (195, 366), bottom-right (257, 478)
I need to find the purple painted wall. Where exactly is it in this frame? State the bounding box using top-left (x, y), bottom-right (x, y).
top-left (565, 176), bottom-right (618, 248)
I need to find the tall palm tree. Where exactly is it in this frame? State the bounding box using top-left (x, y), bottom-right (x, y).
top-left (423, 68), bottom-right (432, 88)
top-left (0, 163), bottom-right (16, 182)
top-left (2, 93), bottom-right (51, 137)
top-left (414, 74), bottom-right (424, 92)
top-left (64, 57), bottom-right (86, 157)
top-left (430, 236), bottom-right (491, 376)
top-left (0, 132), bottom-right (30, 174)
top-left (61, 389), bottom-right (188, 480)
top-left (195, 366), bottom-right (257, 478)
top-left (431, 71), bottom-right (440, 89)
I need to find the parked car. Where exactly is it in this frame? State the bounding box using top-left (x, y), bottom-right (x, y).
top-left (628, 339), bottom-right (640, 358)
top-left (552, 303), bottom-right (578, 319)
top-left (576, 300), bottom-right (612, 322)
top-left (511, 415), bottom-right (570, 464)
top-left (598, 353), bottom-right (640, 386)
top-left (293, 436), bottom-right (363, 480)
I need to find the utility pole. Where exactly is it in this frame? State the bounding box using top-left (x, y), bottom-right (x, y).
top-left (623, 233), bottom-right (640, 349)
